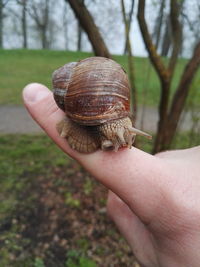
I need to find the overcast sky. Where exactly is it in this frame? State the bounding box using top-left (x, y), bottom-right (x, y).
top-left (3, 0), bottom-right (200, 57)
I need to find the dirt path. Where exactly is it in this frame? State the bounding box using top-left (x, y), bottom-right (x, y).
top-left (0, 105), bottom-right (193, 134)
top-left (0, 105), bottom-right (43, 134)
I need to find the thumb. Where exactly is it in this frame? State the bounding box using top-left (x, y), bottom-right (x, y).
top-left (23, 83), bottom-right (167, 223)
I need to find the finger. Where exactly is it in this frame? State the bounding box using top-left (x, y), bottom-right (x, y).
top-left (23, 83), bottom-right (169, 223)
top-left (23, 83), bottom-right (78, 158)
top-left (107, 191), bottom-right (158, 266)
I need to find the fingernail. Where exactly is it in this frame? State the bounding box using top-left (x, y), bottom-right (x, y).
top-left (23, 83), bottom-right (50, 103)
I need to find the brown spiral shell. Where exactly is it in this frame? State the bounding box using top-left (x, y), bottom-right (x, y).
top-left (53, 57), bottom-right (130, 126)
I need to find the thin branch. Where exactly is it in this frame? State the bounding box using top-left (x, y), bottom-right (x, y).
top-left (165, 41), bottom-right (200, 143)
top-left (152, 0), bottom-right (166, 49)
top-left (169, 41), bottom-right (200, 122)
top-left (137, 0), bottom-right (169, 83)
top-left (28, 4), bottom-right (42, 27)
top-left (168, 0), bottom-right (182, 76)
top-left (28, 0), bottom-right (49, 30)
top-left (123, 0), bottom-right (134, 54)
top-left (66, 0), bottom-right (111, 58)
top-left (128, 0), bottom-right (134, 25)
top-left (6, 6), bottom-right (21, 19)
top-left (121, 0), bottom-right (137, 115)
top-left (181, 10), bottom-right (200, 40)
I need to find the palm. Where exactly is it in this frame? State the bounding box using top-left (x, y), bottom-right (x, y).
top-left (108, 149), bottom-right (200, 266)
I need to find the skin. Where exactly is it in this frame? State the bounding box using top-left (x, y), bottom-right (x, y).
top-left (23, 83), bottom-right (200, 267)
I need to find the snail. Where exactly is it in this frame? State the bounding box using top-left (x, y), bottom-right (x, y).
top-left (52, 57), bottom-right (151, 153)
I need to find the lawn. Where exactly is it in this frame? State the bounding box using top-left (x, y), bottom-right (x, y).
top-left (0, 49), bottom-right (199, 107)
top-left (0, 134), bottom-right (136, 267)
top-left (1, 132), bottom-right (199, 267)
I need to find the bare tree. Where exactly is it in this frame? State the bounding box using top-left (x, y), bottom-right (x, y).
top-left (0, 0), bottom-right (3, 47)
top-left (152, 0), bottom-right (166, 50)
top-left (63, 1), bottom-right (69, 50)
top-left (0, 0), bottom-right (10, 48)
top-left (76, 0), bottom-right (84, 51)
top-left (121, 0), bottom-right (137, 116)
top-left (21, 0), bottom-right (27, 48)
top-left (123, 0), bottom-right (134, 55)
top-left (161, 16), bottom-right (171, 57)
top-left (7, 0), bottom-right (28, 48)
top-left (66, 0), bottom-right (111, 58)
top-left (16, 0), bottom-right (28, 48)
top-left (137, 0), bottom-right (200, 153)
top-left (28, 0), bottom-right (50, 49)
top-left (152, 0), bottom-right (185, 57)
top-left (77, 22), bottom-right (82, 51)
top-left (181, 0), bottom-right (200, 48)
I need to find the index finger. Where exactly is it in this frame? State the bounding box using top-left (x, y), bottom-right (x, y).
top-left (23, 83), bottom-right (166, 223)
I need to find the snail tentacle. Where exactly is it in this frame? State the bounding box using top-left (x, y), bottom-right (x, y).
top-left (128, 126), bottom-right (152, 139)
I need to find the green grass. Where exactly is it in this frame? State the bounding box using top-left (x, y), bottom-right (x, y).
top-left (0, 133), bottom-right (199, 266)
top-left (0, 134), bottom-right (69, 227)
top-left (0, 134), bottom-right (69, 219)
top-left (0, 132), bottom-right (198, 220)
top-left (0, 49), bottom-right (200, 107)
top-left (0, 49), bottom-right (92, 105)
top-left (0, 134), bottom-right (71, 267)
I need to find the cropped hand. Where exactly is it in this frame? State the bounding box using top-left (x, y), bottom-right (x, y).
top-left (23, 83), bottom-right (200, 267)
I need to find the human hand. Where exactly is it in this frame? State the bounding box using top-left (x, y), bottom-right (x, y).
top-left (23, 83), bottom-right (200, 267)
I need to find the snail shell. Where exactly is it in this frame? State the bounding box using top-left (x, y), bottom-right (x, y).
top-left (52, 57), bottom-right (151, 153)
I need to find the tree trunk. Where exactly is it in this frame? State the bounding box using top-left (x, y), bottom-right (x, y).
top-left (137, 0), bottom-right (198, 154)
top-left (43, 0), bottom-right (49, 49)
top-left (41, 26), bottom-right (48, 49)
top-left (123, 0), bottom-right (134, 55)
top-left (153, 0), bottom-right (166, 50)
top-left (121, 0), bottom-right (137, 116)
top-left (137, 0), bottom-right (171, 154)
top-left (161, 18), bottom-right (171, 57)
top-left (66, 0), bottom-right (111, 58)
top-left (163, 41), bottom-right (200, 148)
top-left (77, 22), bottom-right (82, 51)
top-left (28, 0), bottom-right (49, 49)
top-left (137, 0), bottom-right (169, 83)
top-left (0, 0), bottom-right (3, 48)
top-left (152, 80), bottom-right (170, 153)
top-left (168, 0), bottom-right (183, 76)
top-left (22, 0), bottom-right (27, 48)
top-left (63, 2), bottom-right (68, 50)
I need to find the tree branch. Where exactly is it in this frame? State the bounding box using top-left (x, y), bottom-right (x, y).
top-left (152, 0), bottom-right (166, 49)
top-left (166, 41), bottom-right (200, 142)
top-left (168, 0), bottom-right (182, 76)
top-left (181, 10), bottom-right (200, 40)
top-left (137, 0), bottom-right (169, 83)
top-left (66, 0), bottom-right (111, 58)
top-left (29, 4), bottom-right (42, 28)
top-left (123, 0), bottom-right (134, 54)
top-left (121, 0), bottom-right (137, 116)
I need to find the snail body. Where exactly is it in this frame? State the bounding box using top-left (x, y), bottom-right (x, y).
top-left (52, 57), bottom-right (151, 153)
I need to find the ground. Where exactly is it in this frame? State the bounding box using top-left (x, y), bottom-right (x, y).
top-left (0, 105), bottom-right (194, 134)
top-left (0, 135), bottom-right (141, 267)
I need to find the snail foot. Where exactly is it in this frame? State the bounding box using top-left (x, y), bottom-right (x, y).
top-left (56, 117), bottom-right (100, 153)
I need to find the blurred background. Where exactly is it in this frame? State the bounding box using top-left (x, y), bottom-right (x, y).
top-left (0, 0), bottom-right (200, 266)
